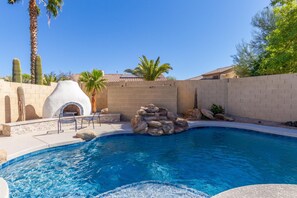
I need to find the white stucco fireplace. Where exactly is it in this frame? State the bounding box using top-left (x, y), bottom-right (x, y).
top-left (42, 81), bottom-right (91, 118)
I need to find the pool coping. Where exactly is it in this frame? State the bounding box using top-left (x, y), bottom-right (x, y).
top-left (212, 184), bottom-right (297, 198)
top-left (0, 178), bottom-right (8, 198)
top-left (1, 121), bottom-right (297, 197)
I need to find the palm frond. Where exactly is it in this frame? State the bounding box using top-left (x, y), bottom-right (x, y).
top-left (124, 56), bottom-right (172, 81)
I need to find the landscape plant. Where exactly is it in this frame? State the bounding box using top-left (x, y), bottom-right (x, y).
top-left (210, 104), bottom-right (225, 115)
top-left (12, 58), bottom-right (22, 83)
top-left (35, 55), bottom-right (43, 85)
top-left (233, 0), bottom-right (297, 77)
top-left (79, 69), bottom-right (107, 113)
top-left (125, 56), bottom-right (172, 81)
top-left (8, 0), bottom-right (63, 83)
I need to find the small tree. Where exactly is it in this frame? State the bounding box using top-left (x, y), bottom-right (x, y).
top-left (79, 69), bottom-right (107, 113)
top-left (125, 56), bottom-right (172, 81)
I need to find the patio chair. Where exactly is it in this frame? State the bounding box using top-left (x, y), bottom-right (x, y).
top-left (57, 112), bottom-right (78, 133)
top-left (81, 111), bottom-right (101, 129)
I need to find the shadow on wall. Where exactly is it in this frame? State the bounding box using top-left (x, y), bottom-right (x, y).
top-left (5, 96), bottom-right (11, 123)
top-left (25, 105), bottom-right (40, 120)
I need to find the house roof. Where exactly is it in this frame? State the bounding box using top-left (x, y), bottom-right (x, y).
top-left (71, 73), bottom-right (167, 82)
top-left (202, 66), bottom-right (234, 76)
top-left (187, 75), bottom-right (203, 80)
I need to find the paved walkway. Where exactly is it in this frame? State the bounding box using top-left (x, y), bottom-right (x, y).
top-left (0, 122), bottom-right (132, 160)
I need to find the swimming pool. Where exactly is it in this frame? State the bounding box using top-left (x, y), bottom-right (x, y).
top-left (1, 127), bottom-right (297, 197)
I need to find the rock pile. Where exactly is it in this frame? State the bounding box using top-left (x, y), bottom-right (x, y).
top-left (131, 104), bottom-right (189, 136)
top-left (183, 108), bottom-right (234, 122)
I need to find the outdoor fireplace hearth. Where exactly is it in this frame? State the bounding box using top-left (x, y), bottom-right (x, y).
top-left (42, 81), bottom-right (91, 118)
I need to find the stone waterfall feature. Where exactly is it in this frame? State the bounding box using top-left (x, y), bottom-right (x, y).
top-left (42, 81), bottom-right (91, 118)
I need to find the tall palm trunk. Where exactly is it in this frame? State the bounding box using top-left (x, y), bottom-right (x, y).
top-left (91, 90), bottom-right (97, 113)
top-left (29, 0), bottom-right (38, 83)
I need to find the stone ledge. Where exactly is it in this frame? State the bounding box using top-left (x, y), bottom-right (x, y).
top-left (2, 114), bottom-right (121, 136)
top-left (0, 178), bottom-right (9, 198)
top-left (213, 184), bottom-right (297, 198)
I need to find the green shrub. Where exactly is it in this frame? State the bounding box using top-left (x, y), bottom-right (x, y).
top-left (210, 104), bottom-right (224, 115)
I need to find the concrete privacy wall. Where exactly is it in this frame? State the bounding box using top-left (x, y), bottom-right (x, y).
top-left (227, 74), bottom-right (297, 122)
top-left (107, 73), bottom-right (297, 123)
top-left (108, 81), bottom-right (177, 120)
top-left (0, 80), bottom-right (57, 124)
top-left (196, 79), bottom-right (228, 111)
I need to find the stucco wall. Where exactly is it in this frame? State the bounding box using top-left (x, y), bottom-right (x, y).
top-left (0, 80), bottom-right (57, 124)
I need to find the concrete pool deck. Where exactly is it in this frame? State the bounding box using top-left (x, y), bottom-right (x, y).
top-left (1, 120), bottom-right (297, 198)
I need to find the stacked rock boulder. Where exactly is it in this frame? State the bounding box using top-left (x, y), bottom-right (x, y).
top-left (131, 104), bottom-right (189, 136)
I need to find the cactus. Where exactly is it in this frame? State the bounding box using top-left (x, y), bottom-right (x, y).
top-left (17, 86), bottom-right (26, 121)
top-left (12, 58), bottom-right (22, 83)
top-left (35, 55), bottom-right (43, 85)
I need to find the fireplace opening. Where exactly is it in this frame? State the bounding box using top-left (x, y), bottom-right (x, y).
top-left (60, 102), bottom-right (83, 116)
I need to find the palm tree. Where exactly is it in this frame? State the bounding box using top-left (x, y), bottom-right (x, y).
top-left (79, 69), bottom-right (107, 113)
top-left (8, 0), bottom-right (63, 83)
top-left (125, 56), bottom-right (173, 81)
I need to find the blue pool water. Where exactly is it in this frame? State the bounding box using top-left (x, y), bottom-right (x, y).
top-left (1, 127), bottom-right (297, 197)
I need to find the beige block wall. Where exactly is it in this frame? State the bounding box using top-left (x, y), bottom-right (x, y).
top-left (227, 74), bottom-right (297, 122)
top-left (175, 80), bottom-right (200, 114)
top-left (108, 83), bottom-right (177, 120)
top-left (0, 80), bottom-right (57, 124)
top-left (196, 79), bottom-right (228, 111)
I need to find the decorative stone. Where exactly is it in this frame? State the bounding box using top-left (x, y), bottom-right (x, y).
top-left (184, 108), bottom-right (202, 120)
top-left (174, 126), bottom-right (185, 133)
top-left (131, 104), bottom-right (189, 136)
top-left (0, 150), bottom-right (7, 164)
top-left (224, 116), bottom-right (234, 122)
top-left (147, 128), bottom-right (163, 136)
top-left (201, 109), bottom-right (215, 120)
top-left (158, 107), bottom-right (168, 116)
top-left (215, 113), bottom-right (234, 122)
top-left (146, 104), bottom-right (159, 113)
top-left (147, 121), bottom-right (162, 128)
top-left (175, 118), bottom-right (189, 128)
top-left (101, 108), bottom-right (109, 114)
top-left (144, 116), bottom-right (159, 122)
top-left (74, 130), bottom-right (96, 141)
top-left (131, 115), bottom-right (142, 128)
top-left (137, 109), bottom-right (147, 116)
top-left (161, 121), bottom-right (175, 134)
top-left (215, 113), bottom-right (225, 120)
top-left (167, 111), bottom-right (178, 121)
top-left (134, 121), bottom-right (148, 133)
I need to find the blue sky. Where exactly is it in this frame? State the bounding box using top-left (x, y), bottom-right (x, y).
top-left (0, 0), bottom-right (270, 80)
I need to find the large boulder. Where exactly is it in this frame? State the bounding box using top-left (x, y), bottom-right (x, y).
top-left (201, 109), bottom-right (215, 120)
top-left (0, 150), bottom-right (7, 164)
top-left (161, 121), bottom-right (175, 134)
top-left (131, 115), bottom-right (142, 128)
top-left (147, 128), bottom-right (163, 136)
top-left (167, 111), bottom-right (178, 121)
top-left (134, 121), bottom-right (148, 134)
top-left (74, 130), bottom-right (97, 141)
top-left (147, 121), bottom-right (162, 128)
top-left (215, 113), bottom-right (234, 122)
top-left (184, 108), bottom-right (202, 120)
top-left (101, 108), bottom-right (109, 114)
top-left (145, 104), bottom-right (159, 113)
